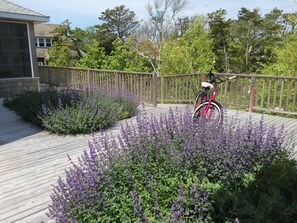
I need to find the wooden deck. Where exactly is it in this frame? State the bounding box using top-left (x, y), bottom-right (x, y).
top-left (0, 99), bottom-right (296, 223)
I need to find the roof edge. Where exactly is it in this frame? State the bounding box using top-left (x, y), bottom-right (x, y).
top-left (0, 11), bottom-right (49, 22)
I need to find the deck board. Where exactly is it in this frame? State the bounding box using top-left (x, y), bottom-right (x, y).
top-left (0, 100), bottom-right (296, 223)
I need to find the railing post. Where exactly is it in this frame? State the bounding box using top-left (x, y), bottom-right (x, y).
top-left (160, 76), bottom-right (164, 104)
top-left (48, 67), bottom-right (51, 86)
top-left (87, 68), bottom-right (91, 92)
top-left (201, 73), bottom-right (206, 83)
top-left (66, 68), bottom-right (71, 87)
top-left (115, 71), bottom-right (120, 95)
top-left (151, 73), bottom-right (157, 107)
top-left (249, 76), bottom-right (256, 112)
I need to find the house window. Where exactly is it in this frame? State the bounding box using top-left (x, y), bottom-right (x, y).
top-left (0, 21), bottom-right (32, 78)
top-left (35, 38), bottom-right (52, 47)
top-left (39, 38), bottom-right (45, 47)
top-left (46, 38), bottom-right (52, 47)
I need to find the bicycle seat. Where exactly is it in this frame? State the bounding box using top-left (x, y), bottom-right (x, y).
top-left (201, 82), bottom-right (214, 89)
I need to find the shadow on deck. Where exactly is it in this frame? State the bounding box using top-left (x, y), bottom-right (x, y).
top-left (0, 99), bottom-right (42, 146)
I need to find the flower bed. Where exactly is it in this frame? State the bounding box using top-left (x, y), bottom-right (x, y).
top-left (3, 87), bottom-right (139, 135)
top-left (47, 107), bottom-right (296, 222)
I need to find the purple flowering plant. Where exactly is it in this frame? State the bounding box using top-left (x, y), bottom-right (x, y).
top-left (4, 86), bottom-right (139, 135)
top-left (47, 106), bottom-right (291, 222)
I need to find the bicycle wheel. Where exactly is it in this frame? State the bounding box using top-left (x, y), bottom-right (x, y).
top-left (192, 101), bottom-right (223, 124)
top-left (193, 90), bottom-right (207, 110)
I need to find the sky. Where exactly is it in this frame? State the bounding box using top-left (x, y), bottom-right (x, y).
top-left (10, 0), bottom-right (297, 28)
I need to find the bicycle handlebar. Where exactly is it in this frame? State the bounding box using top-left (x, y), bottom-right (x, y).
top-left (206, 72), bottom-right (236, 87)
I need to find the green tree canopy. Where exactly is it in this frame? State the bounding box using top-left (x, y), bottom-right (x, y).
top-left (88, 25), bottom-right (117, 55)
top-left (208, 7), bottom-right (294, 74)
top-left (160, 16), bottom-right (215, 75)
top-left (229, 8), bottom-right (264, 73)
top-left (102, 38), bottom-right (152, 72)
top-left (48, 20), bottom-right (87, 66)
top-left (47, 5), bottom-right (297, 77)
top-left (133, 0), bottom-right (188, 74)
top-left (261, 12), bottom-right (297, 76)
top-left (208, 9), bottom-right (231, 73)
top-left (76, 40), bottom-right (106, 69)
top-left (48, 42), bottom-right (73, 67)
top-left (98, 5), bottom-right (139, 41)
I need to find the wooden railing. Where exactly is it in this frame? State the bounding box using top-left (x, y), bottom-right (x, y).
top-left (37, 66), bottom-right (297, 116)
top-left (159, 73), bottom-right (297, 115)
top-left (252, 75), bottom-right (297, 115)
top-left (38, 66), bottom-right (157, 106)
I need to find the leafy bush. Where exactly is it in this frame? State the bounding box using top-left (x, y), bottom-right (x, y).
top-left (236, 158), bottom-right (297, 223)
top-left (47, 107), bottom-right (292, 222)
top-left (41, 94), bottom-right (116, 134)
top-left (3, 88), bottom-right (82, 124)
top-left (3, 87), bottom-right (139, 135)
top-left (4, 90), bottom-right (46, 125)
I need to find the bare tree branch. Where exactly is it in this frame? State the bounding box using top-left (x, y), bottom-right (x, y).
top-left (135, 0), bottom-right (188, 74)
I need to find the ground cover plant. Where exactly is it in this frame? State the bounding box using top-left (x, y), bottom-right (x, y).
top-left (3, 87), bottom-right (139, 135)
top-left (47, 107), bottom-right (296, 222)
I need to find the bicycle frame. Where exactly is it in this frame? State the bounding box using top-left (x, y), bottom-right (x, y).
top-left (193, 73), bottom-right (236, 122)
top-left (201, 88), bottom-right (217, 120)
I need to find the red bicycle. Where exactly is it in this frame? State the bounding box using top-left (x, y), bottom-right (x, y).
top-left (192, 68), bottom-right (236, 124)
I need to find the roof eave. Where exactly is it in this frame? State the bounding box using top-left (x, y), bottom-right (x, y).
top-left (0, 12), bottom-right (49, 22)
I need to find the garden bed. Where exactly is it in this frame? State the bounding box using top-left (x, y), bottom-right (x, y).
top-left (3, 87), bottom-right (139, 135)
top-left (47, 107), bottom-right (297, 222)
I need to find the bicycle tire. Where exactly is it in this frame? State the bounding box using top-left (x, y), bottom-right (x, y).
top-left (193, 90), bottom-right (207, 110)
top-left (192, 101), bottom-right (223, 124)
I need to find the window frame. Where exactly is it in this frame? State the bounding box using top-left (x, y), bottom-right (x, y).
top-left (35, 37), bottom-right (52, 48)
top-left (0, 20), bottom-right (34, 78)
top-left (45, 38), bottom-right (52, 47)
top-left (38, 38), bottom-right (45, 47)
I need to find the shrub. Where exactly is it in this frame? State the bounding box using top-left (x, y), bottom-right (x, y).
top-left (3, 87), bottom-right (139, 135)
top-left (47, 107), bottom-right (291, 222)
top-left (4, 90), bottom-right (45, 125)
top-left (236, 158), bottom-right (297, 223)
top-left (3, 88), bottom-right (82, 125)
top-left (113, 97), bottom-right (139, 120)
top-left (40, 93), bottom-right (116, 134)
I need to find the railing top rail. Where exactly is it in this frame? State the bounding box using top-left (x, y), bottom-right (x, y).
top-left (161, 72), bottom-right (297, 80)
top-left (39, 65), bottom-right (152, 76)
top-left (218, 73), bottom-right (297, 80)
top-left (160, 73), bottom-right (208, 78)
top-left (89, 69), bottom-right (153, 75)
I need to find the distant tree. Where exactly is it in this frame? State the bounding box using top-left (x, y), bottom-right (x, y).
top-left (98, 5), bottom-right (140, 41)
top-left (102, 38), bottom-right (152, 72)
top-left (160, 16), bottom-right (215, 75)
top-left (48, 20), bottom-right (87, 66)
top-left (160, 39), bottom-right (192, 75)
top-left (283, 12), bottom-right (297, 33)
top-left (261, 34), bottom-right (297, 76)
top-left (253, 8), bottom-right (287, 69)
top-left (76, 40), bottom-right (106, 69)
top-left (133, 0), bottom-right (188, 74)
top-left (230, 8), bottom-right (296, 74)
top-left (48, 42), bottom-right (73, 67)
top-left (183, 16), bottom-right (215, 72)
top-left (88, 25), bottom-right (117, 55)
top-left (208, 9), bottom-right (231, 73)
top-left (228, 8), bottom-right (264, 73)
top-left (173, 16), bottom-right (192, 37)
top-left (261, 13), bottom-right (297, 76)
